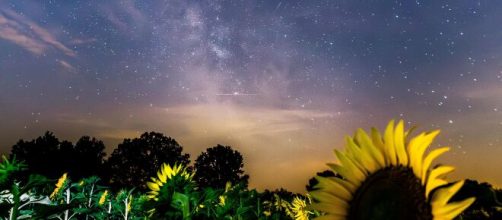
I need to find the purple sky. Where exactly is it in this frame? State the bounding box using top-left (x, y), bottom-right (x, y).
top-left (1, 0), bottom-right (501, 192)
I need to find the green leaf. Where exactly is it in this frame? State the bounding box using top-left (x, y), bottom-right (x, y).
top-left (172, 192), bottom-right (190, 219)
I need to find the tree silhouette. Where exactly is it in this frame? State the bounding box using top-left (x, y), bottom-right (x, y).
top-left (10, 132), bottom-right (106, 180)
top-left (451, 179), bottom-right (502, 219)
top-left (70, 136), bottom-right (106, 180)
top-left (10, 132), bottom-right (62, 179)
top-left (105, 132), bottom-right (190, 191)
top-left (194, 145), bottom-right (249, 189)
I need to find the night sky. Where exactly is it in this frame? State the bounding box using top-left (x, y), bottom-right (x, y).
top-left (1, 0), bottom-right (501, 192)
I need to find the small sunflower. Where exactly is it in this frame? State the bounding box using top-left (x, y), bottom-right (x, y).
top-left (50, 173), bottom-right (68, 199)
top-left (146, 163), bottom-right (193, 201)
top-left (98, 190), bottom-right (108, 206)
top-left (309, 120), bottom-right (475, 220)
top-left (290, 196), bottom-right (312, 220)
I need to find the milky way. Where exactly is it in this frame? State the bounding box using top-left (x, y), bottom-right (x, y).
top-left (1, 1), bottom-right (501, 192)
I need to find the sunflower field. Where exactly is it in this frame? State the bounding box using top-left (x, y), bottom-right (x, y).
top-left (0, 157), bottom-right (314, 220)
top-left (0, 120), bottom-right (501, 220)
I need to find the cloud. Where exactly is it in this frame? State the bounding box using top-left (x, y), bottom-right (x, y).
top-left (463, 84), bottom-right (502, 100)
top-left (57, 59), bottom-right (76, 72)
top-left (0, 14), bottom-right (45, 55)
top-left (161, 103), bottom-right (335, 137)
top-left (99, 0), bottom-right (148, 35)
top-left (0, 9), bottom-right (75, 57)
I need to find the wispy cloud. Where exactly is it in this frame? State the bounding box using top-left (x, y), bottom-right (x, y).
top-left (0, 8), bottom-right (75, 57)
top-left (57, 59), bottom-right (76, 72)
top-left (99, 0), bottom-right (148, 35)
top-left (0, 13), bottom-right (45, 55)
top-left (161, 103), bottom-right (336, 137)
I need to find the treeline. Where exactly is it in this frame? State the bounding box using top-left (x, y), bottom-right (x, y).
top-left (1, 131), bottom-right (311, 219)
top-left (4, 131), bottom-right (502, 219)
top-left (9, 131), bottom-right (248, 191)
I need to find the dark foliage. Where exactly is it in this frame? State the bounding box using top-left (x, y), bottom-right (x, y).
top-left (260, 188), bottom-right (298, 203)
top-left (194, 145), bottom-right (249, 189)
top-left (10, 132), bottom-right (106, 180)
top-left (10, 132), bottom-right (62, 179)
top-left (71, 136), bottom-right (107, 180)
top-left (451, 179), bottom-right (502, 219)
top-left (105, 132), bottom-right (190, 191)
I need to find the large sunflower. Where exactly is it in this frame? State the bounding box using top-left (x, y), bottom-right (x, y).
top-left (309, 120), bottom-right (475, 220)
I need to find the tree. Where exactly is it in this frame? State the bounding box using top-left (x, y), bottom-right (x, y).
top-left (10, 132), bottom-right (106, 180)
top-left (70, 136), bottom-right (106, 180)
top-left (194, 145), bottom-right (249, 189)
top-left (105, 132), bottom-right (190, 191)
top-left (10, 132), bottom-right (65, 179)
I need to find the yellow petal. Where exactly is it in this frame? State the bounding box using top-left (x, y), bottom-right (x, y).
top-left (407, 132), bottom-right (426, 178)
top-left (315, 176), bottom-right (352, 201)
top-left (357, 149), bottom-right (378, 173)
top-left (384, 120), bottom-right (398, 165)
top-left (431, 180), bottom-right (465, 206)
top-left (344, 137), bottom-right (367, 172)
top-left (309, 203), bottom-right (347, 216)
top-left (422, 147), bottom-right (450, 184)
top-left (157, 170), bottom-right (166, 183)
top-left (426, 166), bottom-right (455, 198)
top-left (309, 191), bottom-right (349, 208)
top-left (147, 182), bottom-right (160, 191)
top-left (159, 164), bottom-right (167, 179)
top-left (371, 127), bottom-right (388, 166)
top-left (433, 197), bottom-right (475, 219)
top-left (173, 164), bottom-right (182, 175)
top-left (327, 163), bottom-right (361, 187)
top-left (415, 130), bottom-right (441, 183)
top-left (334, 150), bottom-right (366, 182)
top-left (355, 129), bottom-right (385, 169)
top-left (394, 120), bottom-right (408, 166)
top-left (165, 164), bottom-right (174, 179)
top-left (155, 179), bottom-right (163, 187)
top-left (346, 135), bottom-right (376, 173)
top-left (331, 177), bottom-right (357, 193)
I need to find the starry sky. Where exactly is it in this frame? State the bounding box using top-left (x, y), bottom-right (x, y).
top-left (1, 0), bottom-right (501, 192)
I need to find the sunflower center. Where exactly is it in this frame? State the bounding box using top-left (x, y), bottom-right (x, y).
top-left (348, 166), bottom-right (432, 220)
